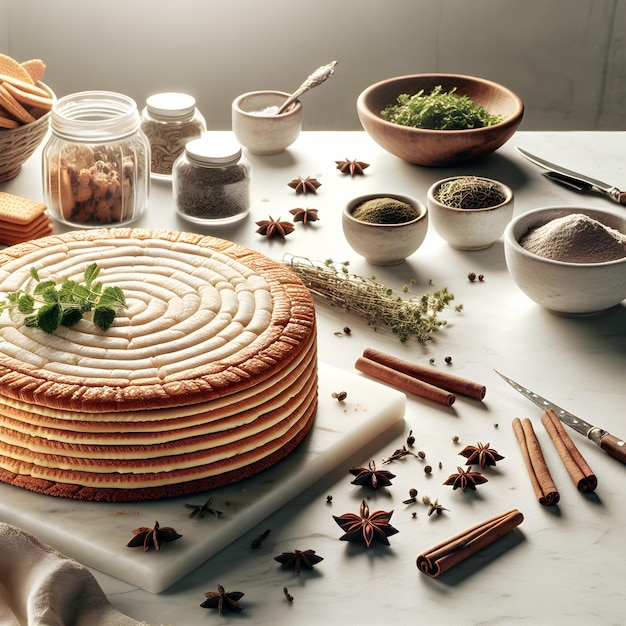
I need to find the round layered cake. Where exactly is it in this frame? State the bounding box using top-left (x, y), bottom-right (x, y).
top-left (0, 229), bottom-right (317, 501)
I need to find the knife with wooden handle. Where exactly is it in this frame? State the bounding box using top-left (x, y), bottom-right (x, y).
top-left (517, 147), bottom-right (626, 205)
top-left (495, 370), bottom-right (626, 464)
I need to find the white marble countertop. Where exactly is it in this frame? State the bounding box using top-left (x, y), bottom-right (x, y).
top-left (2, 131), bottom-right (625, 625)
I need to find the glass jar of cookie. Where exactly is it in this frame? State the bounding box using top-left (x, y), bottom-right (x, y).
top-left (42, 91), bottom-right (150, 227)
top-left (140, 92), bottom-right (206, 180)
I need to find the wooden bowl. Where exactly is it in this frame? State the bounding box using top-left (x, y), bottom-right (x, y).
top-left (0, 82), bottom-right (55, 182)
top-left (357, 74), bottom-right (523, 166)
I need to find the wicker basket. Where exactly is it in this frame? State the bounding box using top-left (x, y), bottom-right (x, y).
top-left (0, 82), bottom-right (55, 183)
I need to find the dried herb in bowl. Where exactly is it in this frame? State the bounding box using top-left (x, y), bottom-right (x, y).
top-left (436, 176), bottom-right (507, 209)
top-left (381, 86), bottom-right (503, 130)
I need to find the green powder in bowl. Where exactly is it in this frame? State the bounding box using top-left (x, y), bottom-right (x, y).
top-left (352, 197), bottom-right (420, 224)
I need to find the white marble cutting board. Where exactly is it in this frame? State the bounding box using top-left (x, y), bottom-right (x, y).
top-left (0, 363), bottom-right (405, 593)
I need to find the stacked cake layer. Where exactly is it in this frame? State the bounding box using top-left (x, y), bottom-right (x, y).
top-left (0, 229), bottom-right (318, 501)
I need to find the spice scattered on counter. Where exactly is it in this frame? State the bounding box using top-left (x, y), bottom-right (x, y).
top-left (333, 499), bottom-right (399, 547)
top-left (416, 509), bottom-right (524, 578)
top-left (427, 498), bottom-right (449, 517)
top-left (519, 213), bottom-right (626, 263)
top-left (289, 207), bottom-right (319, 224)
top-left (255, 215), bottom-right (295, 238)
top-left (201, 584), bottom-right (245, 615)
top-left (459, 442), bottom-right (504, 468)
top-left (382, 444), bottom-right (419, 464)
top-left (251, 528), bottom-right (271, 549)
top-left (349, 460), bottom-right (396, 489)
top-left (351, 196), bottom-right (419, 224)
top-left (126, 520), bottom-right (182, 552)
top-left (288, 175), bottom-right (321, 194)
top-left (540, 409), bottom-right (597, 493)
top-left (184, 496), bottom-right (223, 519)
top-left (512, 417), bottom-right (560, 506)
top-left (335, 158), bottom-right (369, 176)
top-left (443, 466), bottom-right (488, 491)
top-left (274, 549), bottom-right (324, 575)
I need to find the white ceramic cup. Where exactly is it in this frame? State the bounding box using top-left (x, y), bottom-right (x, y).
top-left (232, 91), bottom-right (302, 155)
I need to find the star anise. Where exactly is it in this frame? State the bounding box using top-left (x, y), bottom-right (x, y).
top-left (349, 460), bottom-right (396, 489)
top-left (255, 216), bottom-right (295, 239)
top-left (201, 584), bottom-right (245, 615)
top-left (443, 466), bottom-right (489, 491)
top-left (336, 158), bottom-right (370, 176)
top-left (289, 207), bottom-right (319, 224)
top-left (427, 498), bottom-right (449, 516)
top-left (459, 442), bottom-right (505, 468)
top-left (333, 499), bottom-right (399, 547)
top-left (274, 549), bottom-right (324, 575)
top-left (288, 176), bottom-right (322, 194)
top-left (185, 496), bottom-right (223, 519)
top-left (126, 520), bottom-right (182, 551)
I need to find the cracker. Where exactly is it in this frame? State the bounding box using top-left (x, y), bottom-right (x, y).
top-left (0, 73), bottom-right (50, 97)
top-left (0, 192), bottom-right (47, 225)
top-left (0, 224), bottom-right (53, 246)
top-left (0, 54), bottom-right (33, 84)
top-left (2, 81), bottom-right (53, 112)
top-left (0, 114), bottom-right (19, 129)
top-left (0, 212), bottom-right (51, 234)
top-left (20, 58), bottom-right (46, 84)
top-left (0, 83), bottom-right (36, 124)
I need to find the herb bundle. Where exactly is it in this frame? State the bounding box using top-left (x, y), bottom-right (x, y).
top-left (0, 263), bottom-right (127, 333)
top-left (283, 255), bottom-right (461, 343)
top-left (381, 85), bottom-right (503, 130)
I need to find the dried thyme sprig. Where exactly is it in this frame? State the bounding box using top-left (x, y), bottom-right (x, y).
top-left (283, 255), bottom-right (462, 343)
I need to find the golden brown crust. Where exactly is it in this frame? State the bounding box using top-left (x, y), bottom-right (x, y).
top-left (0, 229), bottom-right (318, 501)
top-left (0, 229), bottom-right (316, 412)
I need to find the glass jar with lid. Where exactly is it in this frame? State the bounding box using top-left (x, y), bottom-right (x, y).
top-left (42, 91), bottom-right (150, 227)
top-left (140, 92), bottom-right (206, 179)
top-left (173, 135), bottom-right (250, 224)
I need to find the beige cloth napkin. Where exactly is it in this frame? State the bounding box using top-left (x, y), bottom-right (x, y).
top-left (0, 523), bottom-right (148, 626)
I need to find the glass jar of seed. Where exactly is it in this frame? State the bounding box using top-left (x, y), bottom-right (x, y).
top-left (140, 92), bottom-right (206, 179)
top-left (173, 135), bottom-right (250, 224)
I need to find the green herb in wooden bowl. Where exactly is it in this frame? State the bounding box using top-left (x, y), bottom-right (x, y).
top-left (381, 86), bottom-right (503, 130)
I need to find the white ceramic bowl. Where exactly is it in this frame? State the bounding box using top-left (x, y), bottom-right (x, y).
top-left (342, 193), bottom-right (428, 265)
top-left (504, 206), bottom-right (626, 314)
top-left (231, 90), bottom-right (302, 154)
top-left (427, 176), bottom-right (514, 250)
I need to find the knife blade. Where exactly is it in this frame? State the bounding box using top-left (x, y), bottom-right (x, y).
top-left (494, 370), bottom-right (626, 464)
top-left (517, 147), bottom-right (626, 205)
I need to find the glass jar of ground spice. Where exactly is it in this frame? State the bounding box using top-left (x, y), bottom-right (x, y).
top-left (140, 92), bottom-right (206, 179)
top-left (173, 135), bottom-right (250, 224)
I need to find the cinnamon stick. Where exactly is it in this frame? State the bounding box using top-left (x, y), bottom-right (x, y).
top-left (541, 409), bottom-right (597, 493)
top-left (512, 417), bottom-right (560, 506)
top-left (363, 347), bottom-right (486, 400)
top-left (416, 509), bottom-right (524, 578)
top-left (354, 356), bottom-right (455, 406)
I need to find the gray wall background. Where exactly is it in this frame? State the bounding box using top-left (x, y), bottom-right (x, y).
top-left (1, 0), bottom-right (624, 131)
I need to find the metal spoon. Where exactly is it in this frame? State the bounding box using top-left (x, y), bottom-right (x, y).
top-left (276, 60), bottom-right (338, 115)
